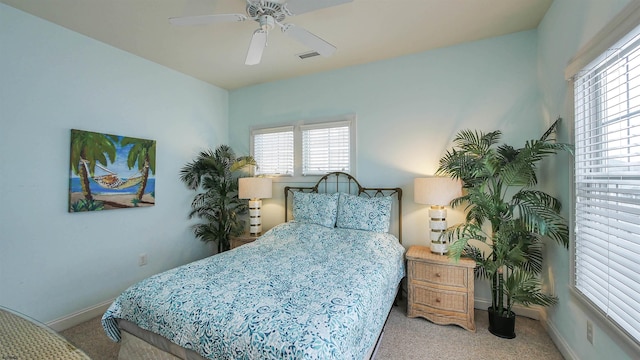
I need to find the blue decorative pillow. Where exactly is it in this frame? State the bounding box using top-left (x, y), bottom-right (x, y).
top-left (292, 192), bottom-right (339, 228)
top-left (336, 193), bottom-right (392, 233)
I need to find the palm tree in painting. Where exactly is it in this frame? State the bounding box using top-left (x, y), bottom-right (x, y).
top-left (70, 129), bottom-right (118, 201)
top-left (121, 137), bottom-right (156, 201)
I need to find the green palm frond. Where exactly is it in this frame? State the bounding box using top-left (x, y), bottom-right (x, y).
top-left (491, 230), bottom-right (524, 264)
top-left (462, 245), bottom-right (491, 279)
top-left (512, 190), bottom-right (569, 248)
top-left (505, 269), bottom-right (558, 310)
top-left (438, 149), bottom-right (476, 181)
top-left (231, 156), bottom-right (257, 172)
top-left (496, 144), bottom-right (519, 164)
top-left (453, 129), bottom-right (502, 155)
top-left (444, 222), bottom-right (487, 261)
top-left (540, 117), bottom-right (561, 142)
top-left (513, 190), bottom-right (562, 213)
top-left (499, 157), bottom-right (537, 188)
top-left (449, 194), bottom-right (470, 209)
top-left (520, 239), bottom-right (544, 274)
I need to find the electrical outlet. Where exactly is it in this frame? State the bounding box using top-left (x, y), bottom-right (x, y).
top-left (138, 253), bottom-right (148, 266)
top-left (587, 320), bottom-right (593, 345)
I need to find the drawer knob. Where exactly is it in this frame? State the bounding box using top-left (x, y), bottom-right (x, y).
top-left (435, 298), bottom-right (441, 303)
top-left (435, 273), bottom-right (441, 277)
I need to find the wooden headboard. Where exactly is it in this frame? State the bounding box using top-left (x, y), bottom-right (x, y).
top-left (284, 172), bottom-right (403, 244)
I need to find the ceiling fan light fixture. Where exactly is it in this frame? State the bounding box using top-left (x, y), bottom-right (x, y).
top-left (259, 15), bottom-right (275, 31)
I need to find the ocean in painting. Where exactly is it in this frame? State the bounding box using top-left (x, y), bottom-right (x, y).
top-left (69, 177), bottom-right (155, 195)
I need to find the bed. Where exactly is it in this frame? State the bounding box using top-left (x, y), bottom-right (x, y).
top-left (102, 172), bottom-right (405, 360)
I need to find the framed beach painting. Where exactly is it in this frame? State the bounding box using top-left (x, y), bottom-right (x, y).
top-left (69, 129), bottom-right (156, 212)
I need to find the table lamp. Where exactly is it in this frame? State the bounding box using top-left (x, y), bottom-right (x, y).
top-left (414, 177), bottom-right (462, 254)
top-left (238, 177), bottom-right (273, 236)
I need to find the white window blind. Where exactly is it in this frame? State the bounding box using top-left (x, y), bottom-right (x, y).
top-left (301, 121), bottom-right (350, 175)
top-left (252, 126), bottom-right (294, 176)
top-left (574, 24), bottom-right (640, 344)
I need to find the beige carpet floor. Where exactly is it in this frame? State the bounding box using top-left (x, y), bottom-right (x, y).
top-left (60, 299), bottom-right (563, 360)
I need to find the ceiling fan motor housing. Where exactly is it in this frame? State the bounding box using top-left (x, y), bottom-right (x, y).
top-left (247, 1), bottom-right (286, 22)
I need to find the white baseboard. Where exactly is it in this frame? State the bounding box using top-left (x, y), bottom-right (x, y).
top-left (539, 310), bottom-right (578, 360)
top-left (46, 298), bottom-right (115, 332)
top-left (474, 297), bottom-right (541, 320)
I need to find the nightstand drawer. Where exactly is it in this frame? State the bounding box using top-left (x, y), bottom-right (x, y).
top-left (412, 285), bottom-right (468, 313)
top-left (412, 261), bottom-right (469, 288)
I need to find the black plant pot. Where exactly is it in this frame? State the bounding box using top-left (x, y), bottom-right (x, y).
top-left (488, 307), bottom-right (516, 339)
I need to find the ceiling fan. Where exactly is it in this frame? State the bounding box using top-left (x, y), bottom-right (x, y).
top-left (169, 0), bottom-right (353, 65)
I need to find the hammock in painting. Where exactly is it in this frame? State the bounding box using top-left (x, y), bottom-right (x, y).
top-left (81, 159), bottom-right (143, 190)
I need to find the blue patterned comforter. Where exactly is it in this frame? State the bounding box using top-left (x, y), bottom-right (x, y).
top-left (102, 222), bottom-right (406, 360)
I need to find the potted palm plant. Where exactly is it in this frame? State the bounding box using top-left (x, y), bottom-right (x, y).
top-left (180, 145), bottom-right (256, 253)
top-left (438, 118), bottom-right (572, 338)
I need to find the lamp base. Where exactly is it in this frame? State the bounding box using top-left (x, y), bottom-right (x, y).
top-left (430, 242), bottom-right (448, 255)
top-left (429, 205), bottom-right (448, 255)
top-left (248, 199), bottom-right (262, 236)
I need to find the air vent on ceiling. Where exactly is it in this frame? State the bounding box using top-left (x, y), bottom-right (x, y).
top-left (297, 51), bottom-right (321, 60)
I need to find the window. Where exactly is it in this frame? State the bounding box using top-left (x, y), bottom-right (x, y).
top-left (252, 126), bottom-right (294, 176)
top-left (573, 24), bottom-right (640, 344)
top-left (301, 121), bottom-right (350, 175)
top-left (251, 116), bottom-right (355, 178)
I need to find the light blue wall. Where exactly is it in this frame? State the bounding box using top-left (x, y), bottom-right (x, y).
top-left (229, 30), bottom-right (543, 304)
top-left (537, 0), bottom-right (635, 359)
top-left (0, 4), bottom-right (228, 323)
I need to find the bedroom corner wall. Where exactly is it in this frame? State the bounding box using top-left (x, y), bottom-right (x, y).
top-left (0, 4), bottom-right (228, 325)
top-left (536, 0), bottom-right (635, 359)
top-left (228, 30), bottom-right (543, 306)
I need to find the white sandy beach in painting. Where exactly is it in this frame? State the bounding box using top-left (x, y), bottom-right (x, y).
top-left (69, 193), bottom-right (155, 210)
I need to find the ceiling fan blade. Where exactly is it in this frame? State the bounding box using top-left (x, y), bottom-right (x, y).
top-left (284, 0), bottom-right (353, 15)
top-left (169, 14), bottom-right (247, 26)
top-left (245, 30), bottom-right (268, 65)
top-left (281, 24), bottom-right (336, 57)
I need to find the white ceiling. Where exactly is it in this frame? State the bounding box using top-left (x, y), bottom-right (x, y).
top-left (1, 0), bottom-right (552, 90)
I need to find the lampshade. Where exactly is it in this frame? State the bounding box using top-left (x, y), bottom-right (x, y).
top-left (239, 177), bottom-right (273, 200)
top-left (414, 177), bottom-right (462, 206)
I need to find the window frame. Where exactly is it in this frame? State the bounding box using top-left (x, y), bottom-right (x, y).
top-left (567, 1), bottom-right (640, 355)
top-left (250, 114), bottom-right (357, 182)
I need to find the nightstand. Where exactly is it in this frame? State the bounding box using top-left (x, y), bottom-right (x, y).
top-left (230, 233), bottom-right (259, 249)
top-left (406, 245), bottom-right (476, 332)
